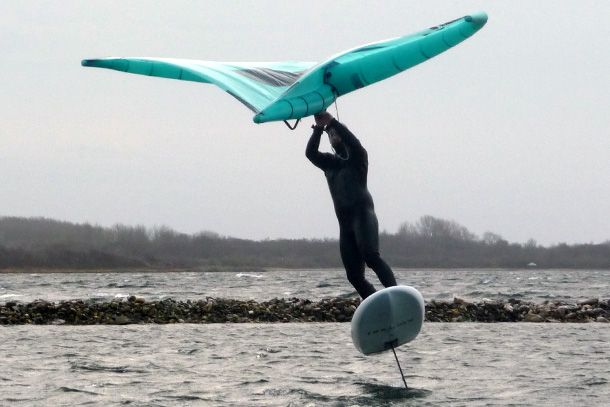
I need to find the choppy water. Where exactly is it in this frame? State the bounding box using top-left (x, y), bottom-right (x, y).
top-left (2, 269), bottom-right (610, 406)
top-left (2, 268), bottom-right (609, 304)
top-left (2, 323), bottom-right (609, 406)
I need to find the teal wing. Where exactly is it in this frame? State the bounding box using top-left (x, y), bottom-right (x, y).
top-left (253, 12), bottom-right (488, 123)
top-left (82, 12), bottom-right (487, 124)
top-left (81, 58), bottom-right (316, 114)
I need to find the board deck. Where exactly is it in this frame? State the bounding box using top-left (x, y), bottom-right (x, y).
top-left (351, 286), bottom-right (425, 355)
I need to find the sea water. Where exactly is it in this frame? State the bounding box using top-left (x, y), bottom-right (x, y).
top-left (2, 268), bottom-right (608, 304)
top-left (1, 269), bottom-right (609, 406)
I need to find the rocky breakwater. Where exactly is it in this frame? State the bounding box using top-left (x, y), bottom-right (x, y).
top-left (425, 297), bottom-right (610, 323)
top-left (1, 296), bottom-right (609, 325)
top-left (0, 296), bottom-right (359, 325)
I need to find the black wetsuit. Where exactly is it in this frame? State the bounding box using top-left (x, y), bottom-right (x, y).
top-left (306, 119), bottom-right (397, 299)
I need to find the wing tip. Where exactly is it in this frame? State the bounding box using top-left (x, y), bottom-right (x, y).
top-left (465, 12), bottom-right (488, 27)
top-left (82, 58), bottom-right (106, 67)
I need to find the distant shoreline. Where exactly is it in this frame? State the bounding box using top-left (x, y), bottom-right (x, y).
top-left (0, 266), bottom-right (270, 274)
top-left (0, 266), bottom-right (591, 274)
top-left (3, 216), bottom-right (610, 270)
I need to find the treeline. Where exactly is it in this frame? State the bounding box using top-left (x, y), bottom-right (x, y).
top-left (382, 217), bottom-right (610, 269)
top-left (1, 216), bottom-right (609, 270)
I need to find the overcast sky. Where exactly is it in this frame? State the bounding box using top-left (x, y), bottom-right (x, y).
top-left (2, 1), bottom-right (609, 247)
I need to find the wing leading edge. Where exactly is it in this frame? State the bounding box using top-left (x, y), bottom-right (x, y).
top-left (253, 12), bottom-right (488, 123)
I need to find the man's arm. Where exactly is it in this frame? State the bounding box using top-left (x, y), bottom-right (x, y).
top-left (326, 118), bottom-right (367, 162)
top-left (306, 125), bottom-right (334, 170)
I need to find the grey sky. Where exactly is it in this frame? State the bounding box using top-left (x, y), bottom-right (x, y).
top-left (2, 1), bottom-right (609, 246)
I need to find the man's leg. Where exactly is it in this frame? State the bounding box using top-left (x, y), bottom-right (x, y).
top-left (340, 229), bottom-right (376, 299)
top-left (354, 209), bottom-right (397, 288)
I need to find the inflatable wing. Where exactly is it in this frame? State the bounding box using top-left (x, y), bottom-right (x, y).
top-left (82, 12), bottom-right (487, 125)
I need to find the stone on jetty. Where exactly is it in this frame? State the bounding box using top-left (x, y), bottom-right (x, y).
top-left (1, 297), bottom-right (608, 325)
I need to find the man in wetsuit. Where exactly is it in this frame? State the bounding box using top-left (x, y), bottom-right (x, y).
top-left (306, 111), bottom-right (397, 299)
